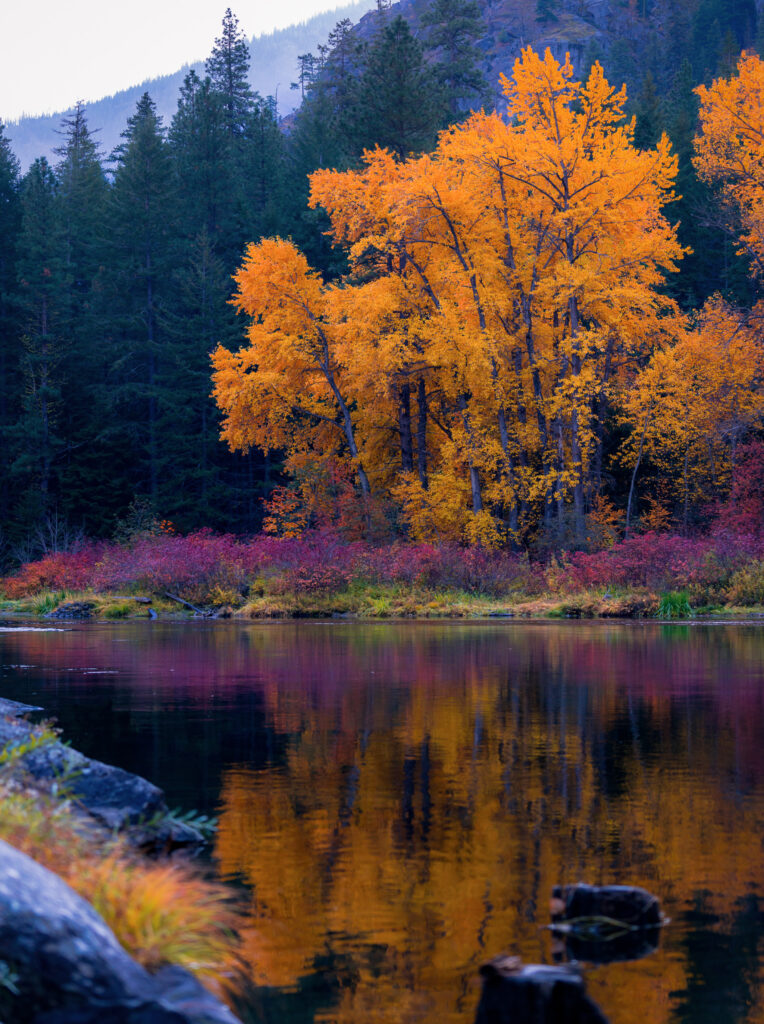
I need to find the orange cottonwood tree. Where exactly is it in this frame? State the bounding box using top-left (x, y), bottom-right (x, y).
top-left (214, 49), bottom-right (684, 545)
top-left (211, 237), bottom-right (372, 507)
top-left (311, 49), bottom-right (684, 543)
top-left (620, 298), bottom-right (764, 534)
top-left (694, 51), bottom-right (764, 277)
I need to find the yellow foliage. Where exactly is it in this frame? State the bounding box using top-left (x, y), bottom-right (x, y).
top-left (694, 51), bottom-right (764, 275)
top-left (214, 49), bottom-right (685, 544)
top-left (620, 295), bottom-right (764, 526)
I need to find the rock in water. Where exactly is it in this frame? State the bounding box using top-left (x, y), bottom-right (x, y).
top-left (0, 840), bottom-right (241, 1024)
top-left (551, 884), bottom-right (663, 929)
top-left (474, 957), bottom-right (609, 1024)
top-left (0, 711), bottom-right (204, 850)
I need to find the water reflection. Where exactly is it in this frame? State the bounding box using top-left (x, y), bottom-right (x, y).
top-left (1, 621), bottom-right (764, 1023)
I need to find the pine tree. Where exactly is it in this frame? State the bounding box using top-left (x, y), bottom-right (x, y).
top-left (205, 8), bottom-right (254, 139)
top-left (352, 16), bottom-right (447, 160)
top-left (11, 159), bottom-right (68, 528)
top-left (158, 229), bottom-right (242, 529)
top-left (0, 123), bottom-right (21, 547)
top-left (240, 97), bottom-right (284, 242)
top-left (169, 70), bottom-right (233, 247)
top-left (633, 72), bottom-right (663, 149)
top-left (203, 9), bottom-right (283, 257)
top-left (52, 102), bottom-right (110, 529)
top-left (420, 0), bottom-right (489, 115)
top-left (106, 94), bottom-right (176, 509)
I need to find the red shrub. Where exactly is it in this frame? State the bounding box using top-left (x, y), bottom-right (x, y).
top-left (1, 544), bottom-right (106, 598)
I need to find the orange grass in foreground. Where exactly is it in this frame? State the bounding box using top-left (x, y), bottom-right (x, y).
top-left (0, 747), bottom-right (241, 999)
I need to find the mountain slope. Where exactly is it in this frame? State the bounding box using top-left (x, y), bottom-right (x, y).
top-left (6, 1), bottom-right (374, 169)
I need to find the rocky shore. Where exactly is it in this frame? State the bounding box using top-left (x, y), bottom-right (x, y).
top-left (0, 698), bottom-right (242, 1024)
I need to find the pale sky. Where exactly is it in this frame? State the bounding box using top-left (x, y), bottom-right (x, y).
top-left (1, 0), bottom-right (348, 123)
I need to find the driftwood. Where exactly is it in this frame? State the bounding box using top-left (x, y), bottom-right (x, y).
top-left (164, 591), bottom-right (209, 616)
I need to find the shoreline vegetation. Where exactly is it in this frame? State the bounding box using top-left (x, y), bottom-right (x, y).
top-left (0, 701), bottom-right (242, 1019)
top-left (2, 529), bottom-right (764, 622)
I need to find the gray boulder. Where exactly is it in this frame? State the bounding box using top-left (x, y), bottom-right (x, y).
top-left (0, 705), bottom-right (203, 848)
top-left (0, 840), bottom-right (241, 1024)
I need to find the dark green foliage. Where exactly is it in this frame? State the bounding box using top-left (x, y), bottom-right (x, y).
top-left (633, 72), bottom-right (663, 150)
top-left (535, 0), bottom-right (559, 24)
top-left (169, 71), bottom-right (232, 247)
top-left (157, 230), bottom-right (242, 530)
top-left (104, 93), bottom-right (176, 509)
top-left (352, 16), bottom-right (447, 160)
top-left (51, 104), bottom-right (110, 531)
top-left (10, 158), bottom-right (67, 528)
top-left (205, 7), bottom-right (254, 140)
top-left (0, 124), bottom-right (22, 547)
top-left (420, 0), bottom-right (489, 113)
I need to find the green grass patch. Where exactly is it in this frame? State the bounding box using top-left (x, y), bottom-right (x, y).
top-left (656, 591), bottom-right (693, 619)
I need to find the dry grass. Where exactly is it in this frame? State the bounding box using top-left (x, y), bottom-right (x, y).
top-left (0, 590), bottom-right (174, 618)
top-left (0, 735), bottom-right (240, 994)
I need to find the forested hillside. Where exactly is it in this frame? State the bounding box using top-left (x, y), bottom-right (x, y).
top-left (0, 0), bottom-right (763, 565)
top-left (6, 1), bottom-right (374, 170)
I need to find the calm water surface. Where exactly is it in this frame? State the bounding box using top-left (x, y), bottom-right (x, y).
top-left (1, 619), bottom-right (764, 1024)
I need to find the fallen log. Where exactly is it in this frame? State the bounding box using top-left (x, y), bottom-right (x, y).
top-left (164, 591), bottom-right (209, 616)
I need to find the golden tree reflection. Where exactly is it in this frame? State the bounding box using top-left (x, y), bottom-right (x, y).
top-left (213, 626), bottom-right (764, 1023)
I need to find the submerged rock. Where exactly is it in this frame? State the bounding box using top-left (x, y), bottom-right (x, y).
top-left (551, 884), bottom-right (663, 929)
top-left (0, 840), bottom-right (240, 1024)
top-left (474, 956), bottom-right (608, 1024)
top-left (557, 927), bottom-right (660, 965)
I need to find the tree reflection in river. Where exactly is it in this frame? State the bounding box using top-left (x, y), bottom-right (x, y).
top-left (1, 620), bottom-right (764, 1023)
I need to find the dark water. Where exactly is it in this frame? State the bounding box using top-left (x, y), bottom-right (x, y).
top-left (2, 619), bottom-right (764, 1024)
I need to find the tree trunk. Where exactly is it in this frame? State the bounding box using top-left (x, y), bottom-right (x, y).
top-left (416, 377), bottom-right (428, 489)
top-left (457, 393), bottom-right (483, 513)
top-left (398, 381), bottom-right (414, 473)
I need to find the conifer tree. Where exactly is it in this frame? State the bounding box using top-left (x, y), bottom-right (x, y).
top-left (158, 229), bottom-right (241, 528)
top-left (421, 0), bottom-right (489, 115)
top-left (169, 70), bottom-right (233, 247)
top-left (203, 9), bottom-right (284, 257)
top-left (352, 16), bottom-right (447, 160)
top-left (53, 102), bottom-right (110, 527)
top-left (205, 7), bottom-right (254, 139)
top-left (106, 94), bottom-right (176, 507)
top-left (633, 72), bottom-right (664, 149)
top-left (11, 159), bottom-right (67, 527)
top-left (0, 123), bottom-right (21, 545)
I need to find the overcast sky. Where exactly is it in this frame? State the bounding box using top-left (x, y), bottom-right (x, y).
top-left (1, 0), bottom-right (349, 123)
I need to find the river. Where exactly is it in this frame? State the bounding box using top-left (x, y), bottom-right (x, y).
top-left (1, 619), bottom-right (764, 1023)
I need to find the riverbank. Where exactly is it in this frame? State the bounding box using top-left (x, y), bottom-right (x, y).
top-left (1, 583), bottom-right (762, 621)
top-left (0, 698), bottom-right (241, 1022)
top-left (2, 529), bottom-right (764, 621)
